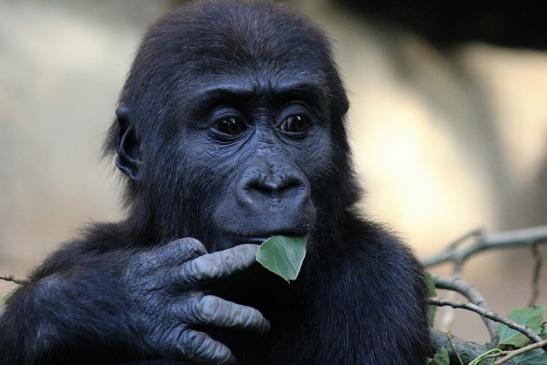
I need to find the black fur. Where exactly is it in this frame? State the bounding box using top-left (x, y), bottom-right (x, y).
top-left (0, 1), bottom-right (431, 364)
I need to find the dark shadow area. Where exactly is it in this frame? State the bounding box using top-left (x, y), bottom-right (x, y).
top-left (338, 0), bottom-right (547, 49)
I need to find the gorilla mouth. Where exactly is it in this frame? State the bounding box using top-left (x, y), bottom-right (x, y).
top-left (224, 229), bottom-right (310, 244)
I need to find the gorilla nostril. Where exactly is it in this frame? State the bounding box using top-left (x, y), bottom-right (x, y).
top-left (277, 178), bottom-right (301, 191)
top-left (248, 181), bottom-right (273, 196)
top-left (279, 180), bottom-right (306, 199)
top-left (236, 166), bottom-right (310, 208)
top-left (247, 178), bottom-right (303, 199)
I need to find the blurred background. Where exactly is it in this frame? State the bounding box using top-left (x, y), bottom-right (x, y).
top-left (1, 0), bottom-right (546, 343)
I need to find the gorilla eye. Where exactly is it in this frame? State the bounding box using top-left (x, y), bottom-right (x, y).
top-left (278, 114), bottom-right (311, 135)
top-left (213, 116), bottom-right (247, 136)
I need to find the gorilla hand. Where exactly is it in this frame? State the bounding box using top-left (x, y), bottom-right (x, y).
top-left (124, 238), bottom-right (270, 364)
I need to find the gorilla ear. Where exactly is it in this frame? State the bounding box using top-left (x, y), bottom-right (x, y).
top-left (115, 105), bottom-right (142, 181)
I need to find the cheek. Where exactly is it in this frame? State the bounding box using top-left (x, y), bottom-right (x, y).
top-left (294, 131), bottom-right (334, 181)
top-left (175, 144), bottom-right (235, 209)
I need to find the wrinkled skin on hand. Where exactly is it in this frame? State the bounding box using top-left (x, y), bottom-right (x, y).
top-left (124, 238), bottom-right (270, 364)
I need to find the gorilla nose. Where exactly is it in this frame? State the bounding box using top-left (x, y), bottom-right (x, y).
top-left (237, 168), bottom-right (311, 213)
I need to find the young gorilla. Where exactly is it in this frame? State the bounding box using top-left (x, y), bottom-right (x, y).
top-left (0, 1), bottom-right (431, 364)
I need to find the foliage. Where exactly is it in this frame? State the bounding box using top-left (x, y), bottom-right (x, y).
top-left (255, 235), bottom-right (307, 282)
top-left (511, 348), bottom-right (547, 365)
top-left (497, 306), bottom-right (547, 348)
top-left (423, 226), bottom-right (547, 364)
top-left (433, 297), bottom-right (547, 364)
top-left (493, 306), bottom-right (547, 365)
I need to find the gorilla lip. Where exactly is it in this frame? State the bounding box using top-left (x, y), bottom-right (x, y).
top-left (225, 230), bottom-right (309, 244)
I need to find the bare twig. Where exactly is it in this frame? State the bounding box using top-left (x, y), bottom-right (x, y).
top-left (445, 228), bottom-right (485, 252)
top-left (0, 275), bottom-right (28, 285)
top-left (493, 339), bottom-right (547, 364)
top-left (427, 298), bottom-right (545, 349)
top-left (445, 228), bottom-right (485, 273)
top-left (433, 275), bottom-right (498, 345)
top-left (423, 226), bottom-right (547, 269)
top-left (528, 242), bottom-right (543, 307)
top-left (434, 230), bottom-right (484, 332)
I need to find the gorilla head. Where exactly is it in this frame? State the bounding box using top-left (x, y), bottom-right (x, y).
top-left (105, 0), bottom-right (356, 251)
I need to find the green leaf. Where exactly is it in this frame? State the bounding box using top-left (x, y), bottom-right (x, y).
top-left (497, 306), bottom-right (546, 347)
top-left (424, 272), bottom-right (437, 326)
top-left (256, 235), bottom-right (307, 282)
top-left (428, 347), bottom-right (449, 365)
top-left (512, 348), bottom-right (547, 365)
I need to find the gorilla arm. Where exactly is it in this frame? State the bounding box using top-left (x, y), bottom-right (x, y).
top-left (0, 238), bottom-right (269, 365)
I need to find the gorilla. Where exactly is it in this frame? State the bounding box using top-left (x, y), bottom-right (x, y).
top-left (0, 1), bottom-right (431, 364)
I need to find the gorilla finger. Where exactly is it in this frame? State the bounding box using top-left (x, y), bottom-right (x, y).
top-left (176, 329), bottom-right (235, 364)
top-left (186, 295), bottom-right (271, 333)
top-left (155, 237), bottom-right (207, 266)
top-left (180, 244), bottom-right (259, 284)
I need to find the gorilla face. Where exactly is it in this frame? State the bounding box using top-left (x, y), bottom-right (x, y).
top-left (109, 1), bottom-right (351, 251)
top-left (181, 74), bottom-right (330, 249)
top-left (143, 68), bottom-right (337, 250)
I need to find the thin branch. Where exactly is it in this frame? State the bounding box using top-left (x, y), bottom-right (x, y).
top-left (0, 275), bottom-right (28, 285)
top-left (446, 228), bottom-right (485, 251)
top-left (433, 275), bottom-right (498, 345)
top-left (427, 298), bottom-right (545, 349)
top-left (423, 226), bottom-right (547, 269)
top-left (445, 228), bottom-right (485, 273)
top-left (435, 230), bottom-right (484, 331)
top-left (494, 339), bottom-right (547, 364)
